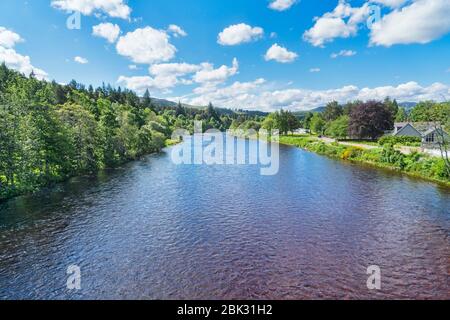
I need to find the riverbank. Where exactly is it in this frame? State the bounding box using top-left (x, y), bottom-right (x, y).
top-left (278, 135), bottom-right (450, 187)
top-left (0, 139), bottom-right (180, 202)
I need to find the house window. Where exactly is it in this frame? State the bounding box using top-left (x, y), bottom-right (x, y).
top-left (426, 133), bottom-right (435, 143)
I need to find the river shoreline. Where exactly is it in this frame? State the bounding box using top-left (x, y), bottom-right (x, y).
top-left (278, 135), bottom-right (450, 188)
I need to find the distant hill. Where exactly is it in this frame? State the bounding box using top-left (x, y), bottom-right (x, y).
top-left (149, 97), bottom-right (269, 117)
top-left (398, 102), bottom-right (418, 110)
top-left (293, 106), bottom-right (326, 117)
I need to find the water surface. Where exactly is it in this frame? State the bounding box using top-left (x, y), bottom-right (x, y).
top-left (0, 138), bottom-right (449, 299)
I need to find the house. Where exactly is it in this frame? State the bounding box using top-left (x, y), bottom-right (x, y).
top-left (393, 122), bottom-right (449, 147)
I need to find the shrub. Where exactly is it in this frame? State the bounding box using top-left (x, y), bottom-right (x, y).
top-left (381, 144), bottom-right (406, 169)
top-left (379, 135), bottom-right (421, 147)
top-left (341, 146), bottom-right (364, 160)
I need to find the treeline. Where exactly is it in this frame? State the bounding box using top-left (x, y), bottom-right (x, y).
top-left (0, 64), bottom-right (256, 200)
top-left (296, 98), bottom-right (450, 139)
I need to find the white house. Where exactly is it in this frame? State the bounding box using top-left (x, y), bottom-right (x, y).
top-left (393, 122), bottom-right (449, 147)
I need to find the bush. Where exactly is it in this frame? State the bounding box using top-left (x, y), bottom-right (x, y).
top-left (341, 146), bottom-right (364, 160)
top-left (381, 144), bottom-right (406, 169)
top-left (379, 135), bottom-right (421, 147)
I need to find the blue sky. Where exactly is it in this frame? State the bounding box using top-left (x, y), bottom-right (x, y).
top-left (0, 0), bottom-right (449, 110)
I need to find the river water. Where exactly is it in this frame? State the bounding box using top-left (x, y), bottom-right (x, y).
top-left (0, 138), bottom-right (449, 299)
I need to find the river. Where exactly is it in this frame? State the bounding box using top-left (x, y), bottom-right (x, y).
top-left (0, 137), bottom-right (449, 299)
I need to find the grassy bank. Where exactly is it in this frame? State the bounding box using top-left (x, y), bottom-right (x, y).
top-left (279, 135), bottom-right (450, 187)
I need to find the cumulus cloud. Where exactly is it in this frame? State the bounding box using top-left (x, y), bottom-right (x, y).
top-left (268, 0), bottom-right (297, 11)
top-left (264, 44), bottom-right (298, 63)
top-left (117, 76), bottom-right (170, 95)
top-left (118, 58), bottom-right (240, 95)
top-left (330, 50), bottom-right (357, 58)
top-left (0, 27), bottom-right (47, 80)
top-left (370, 0), bottom-right (450, 47)
top-left (74, 56), bottom-right (89, 64)
top-left (167, 24), bottom-right (187, 37)
top-left (370, 0), bottom-right (408, 8)
top-left (193, 58), bottom-right (239, 85)
top-left (217, 23), bottom-right (264, 46)
top-left (51, 0), bottom-right (131, 19)
top-left (92, 22), bottom-right (120, 43)
top-left (303, 0), bottom-right (371, 47)
top-left (0, 27), bottom-right (23, 48)
top-left (187, 79), bottom-right (266, 107)
top-left (177, 80), bottom-right (450, 111)
top-left (0, 46), bottom-right (47, 79)
top-left (116, 27), bottom-right (176, 64)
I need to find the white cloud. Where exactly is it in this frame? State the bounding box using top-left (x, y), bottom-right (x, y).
top-left (149, 62), bottom-right (201, 77)
top-left (0, 46), bottom-right (47, 80)
top-left (310, 68), bottom-right (321, 73)
top-left (178, 80), bottom-right (450, 112)
top-left (370, 0), bottom-right (408, 8)
top-left (128, 64), bottom-right (138, 70)
top-left (269, 0), bottom-right (297, 11)
top-left (264, 44), bottom-right (298, 63)
top-left (303, 1), bottom-right (371, 47)
top-left (217, 23), bottom-right (264, 46)
top-left (330, 50), bottom-right (357, 58)
top-left (51, 0), bottom-right (131, 19)
top-left (117, 76), bottom-right (169, 95)
top-left (116, 27), bottom-right (176, 64)
top-left (119, 59), bottom-right (240, 94)
top-left (370, 0), bottom-right (450, 47)
top-left (0, 27), bottom-right (23, 48)
top-left (167, 24), bottom-right (187, 37)
top-left (0, 27), bottom-right (47, 80)
top-left (193, 58), bottom-right (239, 85)
top-left (187, 79), bottom-right (267, 107)
top-left (92, 23), bottom-right (120, 43)
top-left (74, 56), bottom-right (88, 64)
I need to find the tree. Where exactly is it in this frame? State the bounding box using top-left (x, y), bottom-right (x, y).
top-left (175, 101), bottom-right (185, 117)
top-left (58, 104), bottom-right (103, 173)
top-left (302, 112), bottom-right (313, 133)
top-left (384, 97), bottom-right (399, 118)
top-left (395, 107), bottom-right (408, 122)
top-left (310, 113), bottom-right (326, 135)
top-left (323, 101), bottom-right (343, 122)
top-left (325, 115), bottom-right (349, 139)
top-left (348, 101), bottom-right (394, 140)
top-left (286, 112), bottom-right (300, 134)
top-left (142, 89), bottom-right (152, 109)
top-left (262, 114), bottom-right (277, 132)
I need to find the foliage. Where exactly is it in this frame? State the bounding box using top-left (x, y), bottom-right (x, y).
top-left (325, 115), bottom-right (349, 139)
top-left (348, 100), bottom-right (394, 140)
top-left (278, 135), bottom-right (449, 184)
top-left (378, 135), bottom-right (421, 147)
top-left (323, 101), bottom-right (343, 122)
top-left (310, 113), bottom-right (326, 135)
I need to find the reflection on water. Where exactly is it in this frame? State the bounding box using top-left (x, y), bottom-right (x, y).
top-left (0, 138), bottom-right (449, 300)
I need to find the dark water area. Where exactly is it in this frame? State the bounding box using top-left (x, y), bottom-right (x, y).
top-left (0, 138), bottom-right (449, 299)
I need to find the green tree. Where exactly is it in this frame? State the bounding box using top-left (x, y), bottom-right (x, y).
top-left (325, 115), bottom-right (349, 139)
top-left (323, 101), bottom-right (343, 122)
top-left (310, 113), bottom-right (326, 135)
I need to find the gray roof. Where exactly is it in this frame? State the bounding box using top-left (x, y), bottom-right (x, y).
top-left (394, 122), bottom-right (442, 136)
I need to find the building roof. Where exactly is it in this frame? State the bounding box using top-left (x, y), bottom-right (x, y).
top-left (394, 122), bottom-right (443, 136)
